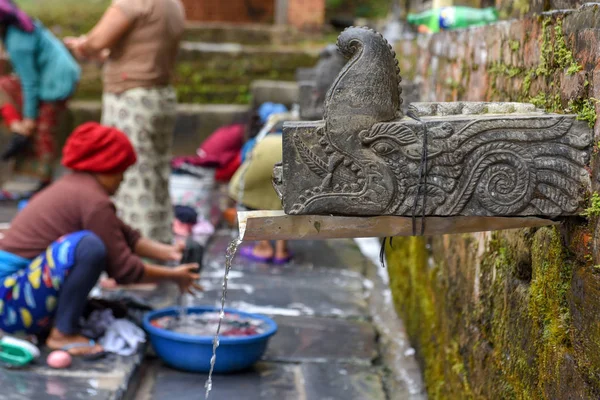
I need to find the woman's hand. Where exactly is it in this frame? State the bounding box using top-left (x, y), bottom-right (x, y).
top-left (63, 36), bottom-right (78, 48)
top-left (135, 237), bottom-right (186, 263)
top-left (9, 120), bottom-right (24, 134)
top-left (172, 263), bottom-right (202, 294)
top-left (63, 36), bottom-right (87, 60)
top-left (141, 263), bottom-right (203, 294)
top-left (167, 241), bottom-right (186, 262)
top-left (20, 118), bottom-right (36, 136)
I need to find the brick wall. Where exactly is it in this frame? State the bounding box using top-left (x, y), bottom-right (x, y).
top-left (397, 3), bottom-right (600, 121)
top-left (181, 0), bottom-right (275, 23)
top-left (287, 0), bottom-right (325, 30)
top-left (389, 3), bottom-right (600, 398)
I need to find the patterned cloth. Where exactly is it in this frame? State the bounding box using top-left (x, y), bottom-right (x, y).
top-left (101, 87), bottom-right (176, 243)
top-left (0, 75), bottom-right (66, 184)
top-left (0, 231), bottom-right (90, 335)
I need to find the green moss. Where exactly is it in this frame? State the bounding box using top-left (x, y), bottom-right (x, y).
top-left (386, 237), bottom-right (472, 398)
top-left (529, 228), bottom-right (573, 393)
top-left (387, 225), bottom-right (584, 398)
top-left (17, 0), bottom-right (110, 36)
top-left (445, 78), bottom-right (460, 90)
top-left (170, 51), bottom-right (316, 104)
top-left (521, 71), bottom-right (535, 98)
top-left (529, 93), bottom-right (562, 113)
top-left (568, 98), bottom-right (599, 128)
top-left (582, 192), bottom-right (600, 218)
top-left (553, 19), bottom-right (583, 76)
top-left (326, 0), bottom-right (390, 19)
top-left (509, 40), bottom-right (520, 52)
top-left (513, 0), bottom-right (530, 16)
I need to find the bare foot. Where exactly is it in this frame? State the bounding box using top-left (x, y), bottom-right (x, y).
top-left (46, 328), bottom-right (103, 356)
top-left (252, 246), bottom-right (273, 258)
top-left (253, 241), bottom-right (274, 259)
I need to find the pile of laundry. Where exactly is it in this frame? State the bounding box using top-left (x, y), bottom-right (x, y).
top-left (171, 123), bottom-right (245, 183)
top-left (80, 309), bottom-right (145, 356)
top-left (150, 312), bottom-right (269, 337)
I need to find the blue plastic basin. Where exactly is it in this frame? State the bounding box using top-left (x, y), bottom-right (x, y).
top-left (143, 306), bottom-right (278, 373)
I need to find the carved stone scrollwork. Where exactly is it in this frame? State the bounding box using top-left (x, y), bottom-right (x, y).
top-left (274, 27), bottom-right (592, 217)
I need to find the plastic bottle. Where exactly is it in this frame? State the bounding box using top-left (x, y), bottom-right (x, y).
top-left (407, 6), bottom-right (499, 33)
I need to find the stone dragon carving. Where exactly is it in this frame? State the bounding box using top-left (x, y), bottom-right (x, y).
top-left (297, 44), bottom-right (347, 120)
top-left (274, 27), bottom-right (592, 217)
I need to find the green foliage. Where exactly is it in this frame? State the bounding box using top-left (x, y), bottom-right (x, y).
top-left (326, 0), bottom-right (344, 9)
top-left (533, 17), bottom-right (582, 77)
top-left (17, 0), bottom-right (110, 36)
top-left (553, 19), bottom-right (583, 76)
top-left (529, 93), bottom-right (561, 113)
top-left (570, 98), bottom-right (599, 128)
top-left (509, 40), bottom-right (520, 52)
top-left (522, 71), bottom-right (535, 97)
top-left (513, 0), bottom-right (530, 16)
top-left (326, 0), bottom-right (391, 19)
top-left (582, 192), bottom-right (600, 218)
top-left (172, 50), bottom-right (316, 104)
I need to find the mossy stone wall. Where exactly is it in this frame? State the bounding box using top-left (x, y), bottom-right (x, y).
top-left (389, 4), bottom-right (600, 398)
top-left (74, 47), bottom-right (318, 104)
top-left (387, 226), bottom-right (600, 398)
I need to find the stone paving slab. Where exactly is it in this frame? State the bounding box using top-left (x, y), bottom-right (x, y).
top-left (191, 282), bottom-right (368, 318)
top-left (0, 369), bottom-right (115, 400)
top-left (264, 315), bottom-right (377, 364)
top-left (198, 234), bottom-right (370, 319)
top-left (150, 362), bottom-right (387, 400)
top-left (206, 233), bottom-right (366, 274)
top-left (201, 266), bottom-right (365, 293)
top-left (0, 345), bottom-right (145, 400)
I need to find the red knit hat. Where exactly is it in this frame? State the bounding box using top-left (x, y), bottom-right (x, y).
top-left (62, 122), bottom-right (137, 174)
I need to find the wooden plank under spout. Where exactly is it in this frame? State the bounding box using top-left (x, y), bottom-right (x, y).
top-left (237, 211), bottom-right (559, 241)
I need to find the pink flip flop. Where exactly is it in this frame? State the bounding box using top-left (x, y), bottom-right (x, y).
top-left (239, 246), bottom-right (273, 263)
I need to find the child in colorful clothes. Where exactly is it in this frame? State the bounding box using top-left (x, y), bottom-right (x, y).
top-left (0, 123), bottom-right (201, 356)
top-left (0, 0), bottom-right (80, 199)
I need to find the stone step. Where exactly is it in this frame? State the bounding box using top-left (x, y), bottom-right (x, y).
top-left (75, 42), bottom-right (318, 104)
top-left (249, 80), bottom-right (299, 107)
top-left (61, 101), bottom-right (250, 156)
top-left (182, 22), bottom-right (334, 46)
top-left (183, 22), bottom-right (295, 45)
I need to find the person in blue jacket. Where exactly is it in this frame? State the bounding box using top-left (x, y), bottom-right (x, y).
top-left (0, 0), bottom-right (80, 199)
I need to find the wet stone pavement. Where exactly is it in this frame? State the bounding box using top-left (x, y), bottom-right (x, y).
top-left (139, 232), bottom-right (397, 400)
top-left (0, 200), bottom-right (425, 399)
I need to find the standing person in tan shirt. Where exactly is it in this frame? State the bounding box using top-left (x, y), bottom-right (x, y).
top-left (64, 0), bottom-right (185, 244)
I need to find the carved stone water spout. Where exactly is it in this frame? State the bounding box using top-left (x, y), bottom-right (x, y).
top-left (274, 27), bottom-right (592, 219)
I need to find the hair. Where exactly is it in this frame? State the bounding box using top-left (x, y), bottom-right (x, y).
top-left (232, 109), bottom-right (262, 140)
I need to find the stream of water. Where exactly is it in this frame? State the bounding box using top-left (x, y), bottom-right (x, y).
top-left (177, 293), bottom-right (188, 324)
top-left (204, 237), bottom-right (242, 399)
